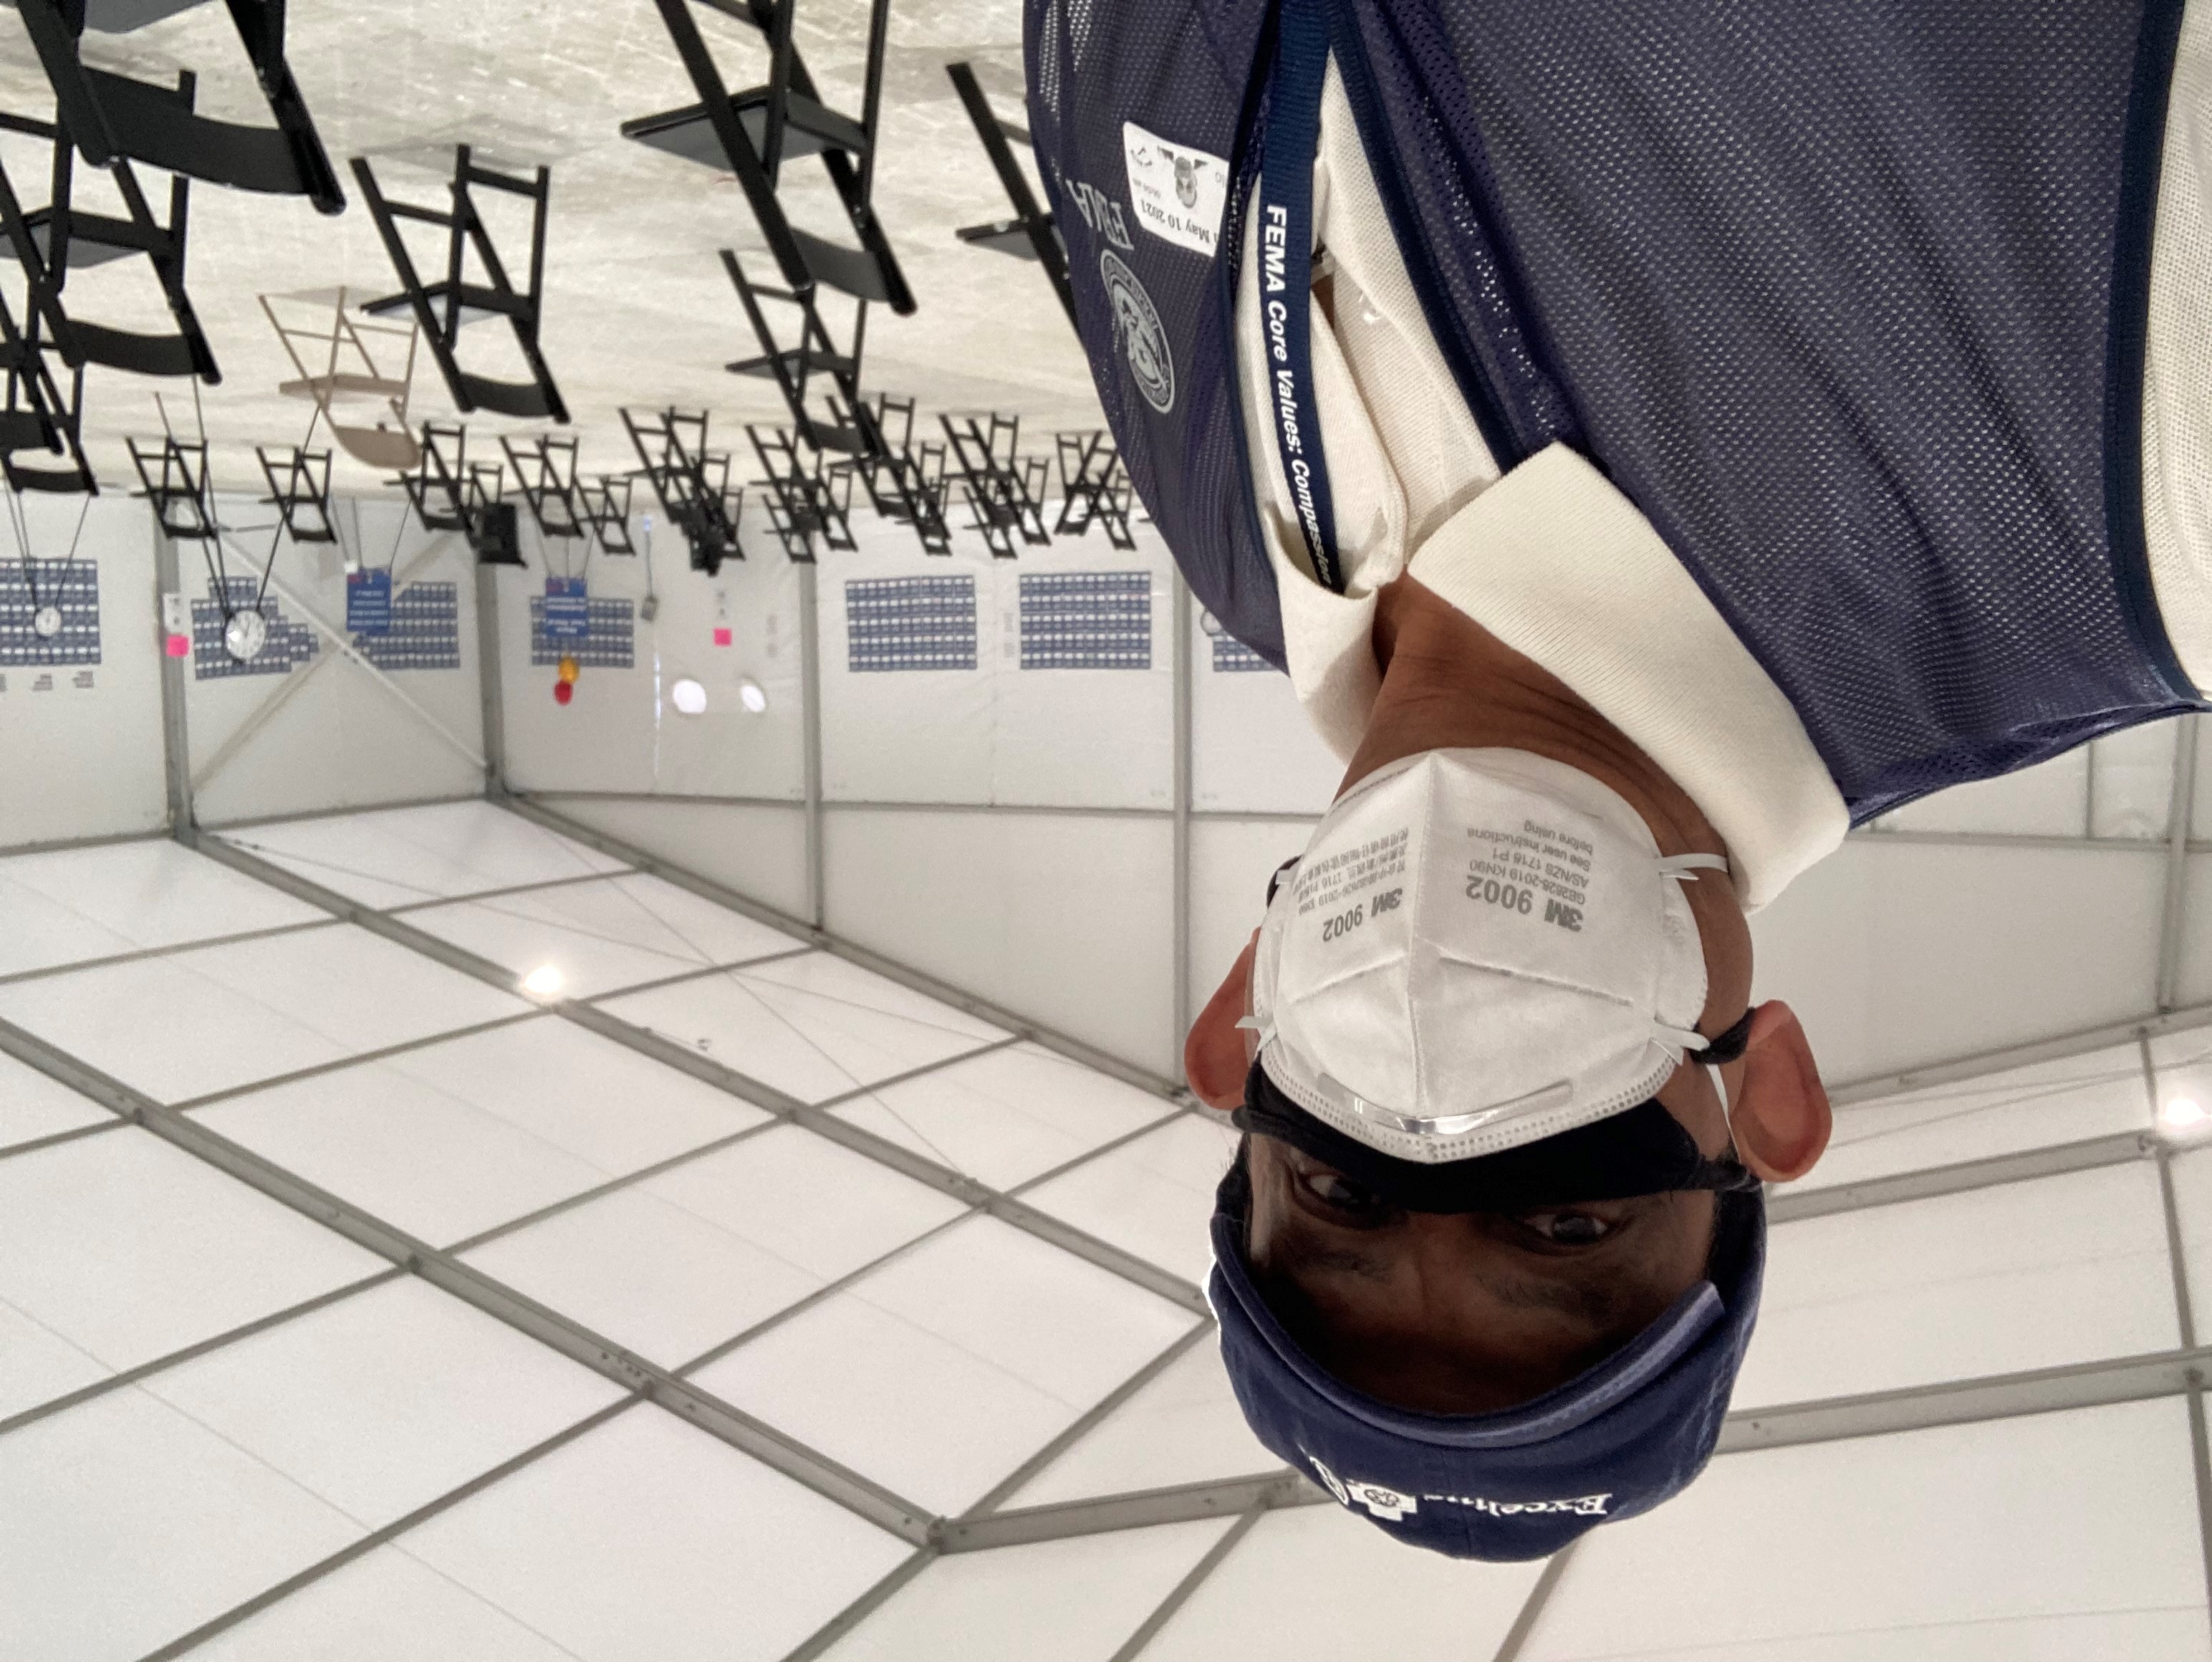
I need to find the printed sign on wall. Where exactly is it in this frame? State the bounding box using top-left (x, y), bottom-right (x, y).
top-left (346, 568), bottom-right (393, 637)
top-left (542, 575), bottom-right (591, 643)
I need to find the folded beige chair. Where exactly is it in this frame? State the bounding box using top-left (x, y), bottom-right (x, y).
top-left (259, 287), bottom-right (420, 471)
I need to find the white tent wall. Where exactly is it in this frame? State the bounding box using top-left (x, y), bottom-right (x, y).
top-left (0, 494), bottom-right (168, 848)
top-left (542, 797), bottom-right (813, 925)
top-left (824, 804), bottom-right (1177, 1075)
top-left (496, 504), bottom-right (807, 803)
top-left (186, 497), bottom-right (486, 827)
top-left (489, 498), bottom-right (2212, 1090)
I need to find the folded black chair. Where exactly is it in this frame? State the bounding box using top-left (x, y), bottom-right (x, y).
top-left (942, 413), bottom-right (1050, 558)
top-left (395, 421), bottom-right (521, 565)
top-left (501, 434), bottom-right (588, 542)
top-left (0, 298), bottom-right (95, 493)
top-left (126, 433), bottom-right (217, 537)
top-left (15, 0), bottom-right (343, 213)
top-left (622, 408), bottom-right (745, 575)
top-left (630, 0), bottom-right (909, 464)
top-left (0, 102), bottom-right (219, 384)
top-left (627, 0), bottom-right (909, 315)
top-left (835, 393), bottom-right (950, 555)
top-left (352, 147), bottom-right (567, 423)
top-left (256, 443), bottom-right (336, 543)
top-left (1053, 430), bottom-right (1136, 550)
top-left (578, 472), bottom-right (635, 557)
top-left (747, 424), bottom-right (852, 563)
top-left (945, 62), bottom-right (1075, 330)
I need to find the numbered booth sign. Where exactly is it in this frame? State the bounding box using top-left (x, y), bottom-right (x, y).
top-left (346, 568), bottom-right (393, 637)
top-left (543, 576), bottom-right (591, 643)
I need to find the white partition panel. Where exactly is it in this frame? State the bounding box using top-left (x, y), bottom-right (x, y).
top-left (817, 515), bottom-right (1173, 810)
top-left (1882, 746), bottom-right (2092, 837)
top-left (535, 795), bottom-right (811, 924)
top-left (1188, 605), bottom-right (1342, 815)
top-left (2171, 853), bottom-right (2212, 1011)
top-left (2092, 719), bottom-right (2180, 840)
top-left (499, 506), bottom-right (805, 801)
top-left (188, 499), bottom-right (484, 825)
top-left (1188, 817), bottom-right (1318, 1031)
top-left (824, 805), bottom-right (1176, 1078)
top-left (1521, 1402), bottom-right (2208, 1661)
top-left (0, 494), bottom-right (167, 847)
top-left (1750, 838), bottom-right (2164, 1089)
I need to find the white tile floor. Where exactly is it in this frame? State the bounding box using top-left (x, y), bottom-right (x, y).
top-left (0, 1130), bottom-right (386, 1407)
top-left (0, 838), bottom-right (328, 979)
top-left (396, 1406), bottom-right (913, 1662)
top-left (831, 1039), bottom-right (1176, 1188)
top-left (400, 873), bottom-right (800, 999)
top-left (600, 951), bottom-right (1008, 1104)
top-left (6, 802), bottom-right (2211, 1660)
top-left (215, 802), bottom-right (627, 909)
top-left (0, 1048), bottom-right (111, 1151)
top-left (1021, 1113), bottom-right (1241, 1287)
top-left (819, 1518), bottom-right (1236, 1662)
top-left (692, 1217), bottom-right (1203, 1513)
top-left (1004, 1337), bottom-right (1277, 1508)
top-left (0, 926), bottom-right (529, 1103)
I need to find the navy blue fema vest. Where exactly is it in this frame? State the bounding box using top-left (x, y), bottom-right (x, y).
top-left (1026, 0), bottom-right (2206, 822)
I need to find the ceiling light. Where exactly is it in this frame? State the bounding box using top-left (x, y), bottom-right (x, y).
top-left (521, 964), bottom-right (564, 996)
top-left (2163, 1096), bottom-right (2207, 1132)
top-left (738, 676), bottom-right (769, 714)
top-left (670, 676), bottom-right (708, 716)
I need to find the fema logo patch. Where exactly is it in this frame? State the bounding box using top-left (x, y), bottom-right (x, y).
top-left (1308, 1456), bottom-right (1418, 1522)
top-left (1100, 249), bottom-right (1174, 414)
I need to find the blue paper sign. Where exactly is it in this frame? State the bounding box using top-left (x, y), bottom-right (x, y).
top-left (544, 575), bottom-right (590, 643)
top-left (346, 568), bottom-right (393, 637)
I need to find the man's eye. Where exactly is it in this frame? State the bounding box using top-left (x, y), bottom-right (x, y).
top-left (1299, 1170), bottom-right (1389, 1216)
top-left (1516, 1211), bottom-right (1613, 1246)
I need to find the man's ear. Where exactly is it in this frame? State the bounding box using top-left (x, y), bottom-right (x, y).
top-left (1185, 929), bottom-right (1261, 1113)
top-left (1724, 1000), bottom-right (1831, 1183)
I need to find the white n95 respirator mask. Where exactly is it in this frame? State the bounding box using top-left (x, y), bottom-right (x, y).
top-left (1244, 749), bottom-right (1729, 1164)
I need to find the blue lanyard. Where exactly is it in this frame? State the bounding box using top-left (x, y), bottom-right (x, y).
top-left (1254, 0), bottom-right (1342, 593)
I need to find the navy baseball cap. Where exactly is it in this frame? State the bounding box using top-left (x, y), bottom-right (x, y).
top-left (1206, 1150), bottom-right (1765, 1560)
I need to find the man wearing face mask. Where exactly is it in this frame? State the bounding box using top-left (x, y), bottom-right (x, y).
top-left (1027, 0), bottom-right (2212, 1557)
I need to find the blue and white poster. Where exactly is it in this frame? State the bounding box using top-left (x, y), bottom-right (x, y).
top-left (543, 575), bottom-right (590, 643)
top-left (346, 568), bottom-right (393, 637)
